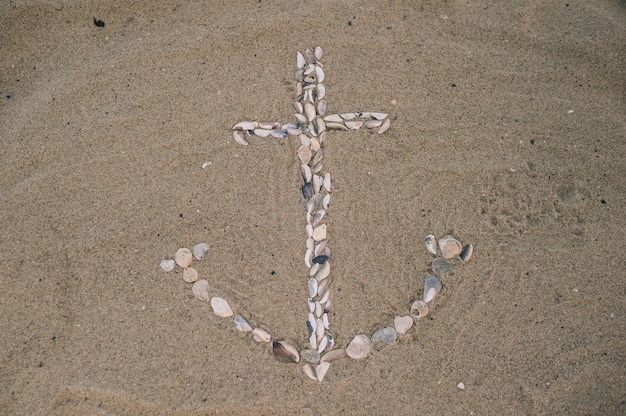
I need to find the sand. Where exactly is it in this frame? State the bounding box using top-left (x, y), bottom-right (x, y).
top-left (1, 0), bottom-right (624, 414)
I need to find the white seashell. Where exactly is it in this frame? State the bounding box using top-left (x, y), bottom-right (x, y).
top-left (259, 121), bottom-right (279, 130)
top-left (312, 174), bottom-right (323, 194)
top-left (323, 173), bottom-right (331, 192)
top-left (174, 248), bottom-right (193, 268)
top-left (232, 121), bottom-right (257, 131)
top-left (457, 382), bottom-right (466, 390)
top-left (377, 118), bottom-right (391, 134)
top-left (299, 134), bottom-right (310, 146)
top-left (319, 288), bottom-right (330, 304)
top-left (182, 267), bottom-right (199, 283)
top-left (316, 117), bottom-right (326, 134)
top-left (317, 335), bottom-right (328, 353)
top-left (345, 120), bottom-right (364, 130)
top-left (317, 99), bottom-right (327, 116)
top-left (308, 298), bottom-right (315, 313)
top-left (322, 194), bottom-right (331, 210)
top-left (317, 278), bottom-right (330, 298)
top-left (298, 145), bottom-right (312, 164)
top-left (309, 332), bottom-right (317, 350)
top-left (272, 341), bottom-right (300, 363)
top-left (210, 297), bottom-right (233, 317)
top-left (160, 259), bottom-right (175, 272)
top-left (313, 238), bottom-right (327, 256)
top-left (364, 119), bottom-right (383, 129)
top-left (340, 113), bottom-right (356, 120)
top-left (192, 242), bottom-right (209, 261)
top-left (317, 83), bottom-right (326, 100)
top-left (315, 261), bottom-right (330, 282)
top-left (233, 314), bottom-right (253, 332)
top-left (296, 51), bottom-right (306, 69)
top-left (312, 224), bottom-right (327, 241)
top-left (233, 130), bottom-right (249, 146)
top-left (315, 65), bottom-right (325, 83)
top-left (323, 114), bottom-right (343, 123)
top-left (315, 300), bottom-right (323, 317)
top-left (371, 327), bottom-right (397, 345)
top-left (305, 248), bottom-right (313, 268)
top-left (314, 46), bottom-right (323, 60)
top-left (252, 328), bottom-right (271, 343)
top-left (306, 223), bottom-right (313, 238)
top-left (310, 137), bottom-right (320, 152)
top-left (308, 278), bottom-right (318, 298)
top-left (409, 300), bottom-right (429, 319)
top-left (305, 48), bottom-right (316, 64)
top-left (316, 361), bottom-right (330, 382)
top-left (304, 63), bottom-right (315, 76)
top-left (423, 275), bottom-right (442, 303)
top-left (304, 102), bottom-right (316, 121)
top-left (311, 210), bottom-right (326, 228)
top-left (322, 312), bottom-right (330, 329)
top-left (393, 316), bottom-right (413, 335)
top-left (192, 279), bottom-right (210, 301)
top-left (460, 243), bottom-right (474, 262)
top-left (295, 113), bottom-right (308, 124)
top-left (308, 312), bottom-right (316, 333)
top-left (325, 122), bottom-right (348, 130)
top-left (371, 112), bottom-right (388, 120)
top-left (425, 234), bottom-right (438, 255)
top-left (302, 363), bottom-right (317, 381)
top-left (315, 318), bottom-right (325, 340)
top-left (270, 129), bottom-right (287, 139)
top-left (438, 235), bottom-right (462, 259)
top-left (253, 128), bottom-right (271, 137)
top-left (346, 335), bottom-right (370, 360)
top-left (309, 262), bottom-right (320, 276)
top-left (294, 101), bottom-right (304, 114)
top-left (321, 348), bottom-right (347, 363)
top-left (301, 164), bottom-right (312, 183)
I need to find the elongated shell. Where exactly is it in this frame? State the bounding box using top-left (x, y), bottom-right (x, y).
top-left (233, 314), bottom-right (253, 332)
top-left (423, 275), bottom-right (442, 303)
top-left (425, 234), bottom-right (438, 255)
top-left (460, 243), bottom-right (474, 262)
top-left (272, 341), bottom-right (300, 363)
top-left (252, 328), bottom-right (271, 343)
top-left (210, 297), bottom-right (233, 317)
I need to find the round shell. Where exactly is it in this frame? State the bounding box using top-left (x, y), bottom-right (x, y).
top-left (346, 334), bottom-right (370, 360)
top-left (210, 297), bottom-right (233, 317)
top-left (182, 267), bottom-right (199, 283)
top-left (160, 259), bottom-right (175, 272)
top-left (393, 316), bottom-right (414, 335)
top-left (191, 279), bottom-right (210, 301)
top-left (410, 300), bottom-right (429, 319)
top-left (460, 243), bottom-right (474, 262)
top-left (431, 257), bottom-right (451, 279)
top-left (371, 327), bottom-right (397, 345)
top-left (438, 235), bottom-right (462, 259)
top-left (174, 248), bottom-right (193, 268)
top-left (192, 242), bottom-right (209, 261)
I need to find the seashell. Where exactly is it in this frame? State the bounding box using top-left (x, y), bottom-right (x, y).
top-left (309, 332), bottom-right (317, 350)
top-left (296, 51), bottom-right (306, 69)
top-left (298, 145), bottom-right (312, 164)
top-left (315, 261), bottom-right (330, 282)
top-left (174, 248), bottom-right (193, 268)
top-left (317, 335), bottom-right (328, 353)
top-left (305, 194), bottom-right (322, 214)
top-left (325, 122), bottom-right (348, 131)
top-left (364, 119), bottom-right (383, 129)
top-left (410, 300), bottom-right (429, 319)
top-left (308, 121), bottom-right (318, 137)
top-left (316, 117), bottom-right (326, 134)
top-left (323, 299), bottom-right (333, 313)
top-left (371, 112), bottom-right (388, 120)
top-left (345, 120), bottom-right (364, 130)
top-left (233, 314), bottom-right (253, 332)
top-left (319, 288), bottom-right (330, 304)
top-left (270, 129), bottom-right (287, 139)
top-left (295, 113), bottom-right (308, 124)
top-left (425, 234), bottom-right (438, 255)
top-left (305, 48), bottom-right (316, 64)
top-left (299, 134), bottom-right (311, 147)
top-left (304, 103), bottom-right (316, 121)
top-left (293, 101), bottom-right (304, 114)
top-left (310, 137), bottom-right (321, 152)
top-left (308, 278), bottom-right (318, 298)
top-left (304, 248), bottom-right (313, 268)
top-left (287, 127), bottom-right (302, 136)
top-left (308, 298), bottom-right (315, 313)
top-left (304, 63), bottom-right (315, 76)
top-left (312, 224), bottom-right (327, 241)
top-left (309, 263), bottom-right (320, 276)
top-left (192, 242), bottom-right (209, 261)
top-left (323, 173), bottom-right (331, 192)
top-left (460, 243), bottom-right (474, 263)
top-left (315, 66), bottom-right (325, 83)
top-left (322, 312), bottom-right (330, 329)
top-left (346, 335), bottom-right (370, 360)
top-left (457, 382), bottom-right (466, 390)
top-left (310, 147), bottom-right (324, 166)
top-left (182, 267), bottom-right (198, 283)
top-left (323, 114), bottom-right (343, 123)
top-left (192, 279), bottom-right (210, 301)
top-left (371, 327), bottom-right (397, 345)
top-left (210, 297), bottom-right (233, 317)
top-left (314, 238), bottom-right (327, 256)
top-left (259, 121), bottom-right (280, 130)
top-left (423, 275), bottom-right (442, 303)
top-left (431, 257), bottom-right (451, 279)
top-left (317, 99), bottom-right (327, 116)
top-left (316, 361), bottom-right (330, 382)
top-left (317, 83), bottom-right (326, 100)
top-left (311, 210), bottom-right (326, 228)
top-left (322, 194), bottom-right (331, 210)
top-left (301, 349), bottom-right (321, 364)
top-left (356, 111), bottom-right (371, 118)
top-left (311, 161), bottom-right (323, 174)
top-left (393, 315), bottom-right (413, 335)
top-left (295, 70), bottom-right (305, 83)
top-left (233, 130), bottom-right (249, 146)
top-left (438, 235), bottom-right (462, 259)
top-left (252, 328), bottom-right (271, 343)
top-left (272, 341), bottom-right (300, 363)
top-left (315, 300), bottom-right (323, 317)
top-left (302, 363), bottom-right (317, 381)
top-left (313, 174), bottom-right (323, 194)
top-left (301, 163), bottom-right (312, 184)
top-left (340, 113), bottom-right (356, 120)
top-left (321, 348), bottom-right (347, 363)
top-left (160, 259), bottom-right (175, 272)
top-left (302, 182), bottom-right (313, 200)
top-left (325, 331), bottom-right (335, 349)
top-left (377, 118), bottom-right (391, 134)
top-left (314, 46), bottom-right (323, 60)
top-left (315, 318), bottom-right (325, 340)
top-left (232, 121), bottom-right (257, 131)
top-left (253, 128), bottom-right (271, 137)
top-left (307, 313), bottom-right (316, 334)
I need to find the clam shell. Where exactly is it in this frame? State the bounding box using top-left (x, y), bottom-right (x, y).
top-left (308, 278), bottom-right (318, 298)
top-left (317, 99), bottom-right (327, 116)
top-left (321, 348), bottom-right (347, 363)
top-left (233, 314), bottom-right (253, 332)
top-left (460, 243), bottom-right (474, 262)
top-left (252, 328), bottom-right (271, 343)
top-left (210, 297), bottom-right (233, 317)
top-left (317, 83), bottom-right (326, 100)
top-left (438, 235), bottom-right (462, 259)
top-left (253, 128), bottom-right (271, 137)
top-left (304, 102), bottom-right (316, 121)
top-left (301, 349), bottom-right (321, 364)
top-left (425, 234), bottom-right (438, 255)
top-left (182, 267), bottom-right (198, 283)
top-left (192, 242), bottom-right (209, 261)
top-left (315, 65), bottom-right (325, 83)
top-left (317, 335), bottom-right (328, 353)
top-left (393, 315), bottom-right (413, 335)
top-left (296, 51), bottom-right (306, 69)
top-left (377, 118), bottom-right (391, 134)
top-left (323, 114), bottom-right (343, 123)
top-left (232, 131), bottom-right (248, 145)
top-left (346, 334), bottom-right (371, 360)
top-left (298, 145), bottom-right (312, 164)
top-left (160, 259), bottom-right (175, 272)
top-left (314, 46), bottom-right (323, 60)
top-left (431, 257), bottom-right (451, 279)
top-left (423, 275), bottom-right (442, 303)
top-left (326, 122), bottom-right (348, 130)
top-left (371, 112), bottom-right (388, 120)
top-left (302, 363), bottom-right (317, 381)
top-left (371, 327), bottom-right (397, 345)
top-left (410, 300), bottom-right (429, 319)
top-left (316, 361), bottom-right (330, 382)
top-left (301, 163), bottom-right (312, 183)
top-left (345, 120), bottom-right (363, 130)
top-left (323, 173), bottom-right (331, 192)
top-left (322, 194), bottom-right (331, 210)
top-left (272, 341), bottom-right (300, 363)
top-left (312, 224), bottom-right (327, 241)
top-left (192, 279), bottom-right (210, 301)
top-left (174, 248), bottom-right (193, 268)
top-left (364, 119), bottom-right (383, 129)
top-left (232, 121), bottom-right (257, 131)
top-left (315, 261), bottom-right (330, 282)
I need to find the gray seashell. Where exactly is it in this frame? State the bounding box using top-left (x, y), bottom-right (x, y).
top-left (393, 315), bottom-right (413, 335)
top-left (321, 348), bottom-right (347, 363)
top-left (325, 331), bottom-right (335, 350)
top-left (272, 341), bottom-right (300, 363)
top-left (316, 361), bottom-right (330, 382)
top-left (302, 363), bottom-right (317, 381)
top-left (425, 234), bottom-right (438, 255)
top-left (410, 300), bottom-right (429, 319)
top-left (233, 130), bottom-right (249, 146)
top-left (438, 235), bottom-right (462, 259)
top-left (377, 118), bottom-right (391, 134)
top-left (160, 259), bottom-right (175, 272)
top-left (460, 243), bottom-right (474, 262)
top-left (371, 327), bottom-right (397, 345)
top-left (346, 335), bottom-right (371, 359)
top-left (174, 248), bottom-right (193, 268)
top-left (252, 328), bottom-right (271, 343)
top-left (270, 129), bottom-right (287, 139)
top-left (423, 275), bottom-right (442, 303)
top-left (313, 174), bottom-right (323, 194)
top-left (305, 48), bottom-right (316, 64)
top-left (192, 242), bottom-right (209, 261)
top-left (192, 279), bottom-right (210, 301)
top-left (431, 257), bottom-right (451, 279)
top-left (210, 297), bottom-right (233, 317)
top-left (233, 314), bottom-right (253, 332)
top-left (301, 349), bottom-right (321, 364)
top-left (182, 267), bottom-right (198, 283)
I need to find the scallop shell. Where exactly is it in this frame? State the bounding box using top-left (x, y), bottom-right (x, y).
top-left (409, 300), bottom-right (429, 319)
top-left (423, 275), bottom-right (442, 303)
top-left (233, 314), bottom-right (253, 332)
top-left (393, 315), bottom-right (413, 335)
top-left (210, 297), bottom-right (233, 317)
top-left (160, 259), bottom-right (175, 272)
top-left (438, 235), bottom-right (462, 259)
top-left (425, 234), bottom-right (438, 255)
top-left (371, 327), bottom-right (397, 345)
top-left (346, 334), bottom-right (371, 360)
top-left (191, 279), bottom-right (210, 301)
top-left (460, 243), bottom-right (474, 262)
top-left (182, 267), bottom-right (199, 283)
top-left (272, 341), bottom-right (300, 363)
top-left (252, 328), bottom-right (271, 343)
top-left (192, 242), bottom-right (209, 261)
top-left (174, 248), bottom-right (193, 268)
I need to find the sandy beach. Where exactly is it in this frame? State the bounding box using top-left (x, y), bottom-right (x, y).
top-left (1, 0), bottom-right (624, 414)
